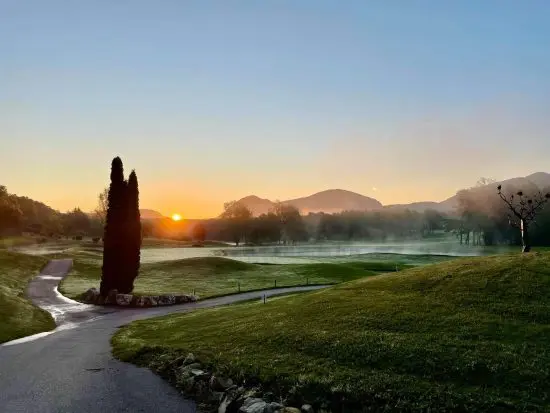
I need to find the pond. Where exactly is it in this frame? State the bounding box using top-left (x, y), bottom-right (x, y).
top-left (15, 240), bottom-right (510, 265)
top-left (139, 240), bottom-right (505, 264)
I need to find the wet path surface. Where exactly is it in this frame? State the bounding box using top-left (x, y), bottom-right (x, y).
top-left (0, 260), bottom-right (327, 413)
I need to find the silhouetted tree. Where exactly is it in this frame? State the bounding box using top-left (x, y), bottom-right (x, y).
top-left (220, 201), bottom-right (252, 246)
top-left (123, 170), bottom-right (141, 294)
top-left (101, 157), bottom-right (127, 296)
top-left (497, 185), bottom-right (550, 252)
top-left (192, 222), bottom-right (207, 243)
top-left (272, 203), bottom-right (307, 244)
top-left (62, 208), bottom-right (91, 236)
top-left (248, 213), bottom-right (280, 245)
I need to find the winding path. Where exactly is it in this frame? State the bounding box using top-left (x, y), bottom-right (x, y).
top-left (0, 259), bottom-right (327, 413)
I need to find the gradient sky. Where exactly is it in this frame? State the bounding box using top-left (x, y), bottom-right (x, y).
top-left (2, 1), bottom-right (550, 218)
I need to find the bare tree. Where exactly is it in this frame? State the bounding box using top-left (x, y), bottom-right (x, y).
top-left (497, 185), bottom-right (550, 252)
top-left (95, 187), bottom-right (109, 226)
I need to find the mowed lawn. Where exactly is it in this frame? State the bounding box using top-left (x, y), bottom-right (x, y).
top-left (59, 254), bottom-right (378, 299)
top-left (0, 250), bottom-right (55, 343)
top-left (113, 252), bottom-right (550, 412)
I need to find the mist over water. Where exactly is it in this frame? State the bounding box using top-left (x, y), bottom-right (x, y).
top-left (138, 240), bottom-right (506, 264)
top-left (15, 240), bottom-right (510, 265)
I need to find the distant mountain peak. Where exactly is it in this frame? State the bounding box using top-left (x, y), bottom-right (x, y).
top-left (234, 172), bottom-right (550, 217)
top-left (239, 195), bottom-right (271, 202)
top-left (237, 189), bottom-right (382, 216)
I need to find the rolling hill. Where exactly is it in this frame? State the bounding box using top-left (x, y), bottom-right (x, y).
top-left (237, 189), bottom-right (382, 216)
top-left (438, 172), bottom-right (550, 213)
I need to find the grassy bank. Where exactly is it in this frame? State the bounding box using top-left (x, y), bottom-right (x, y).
top-left (0, 250), bottom-right (55, 343)
top-left (113, 252), bottom-right (550, 412)
top-left (59, 255), bottom-right (379, 299)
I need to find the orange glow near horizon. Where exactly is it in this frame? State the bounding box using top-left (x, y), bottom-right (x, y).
top-left (171, 213), bottom-right (182, 221)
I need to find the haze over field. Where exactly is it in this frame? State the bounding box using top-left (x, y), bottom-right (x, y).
top-left (2, 2), bottom-right (550, 218)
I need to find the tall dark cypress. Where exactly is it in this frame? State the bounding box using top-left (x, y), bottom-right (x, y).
top-left (100, 157), bottom-right (127, 296)
top-left (122, 170), bottom-right (141, 293)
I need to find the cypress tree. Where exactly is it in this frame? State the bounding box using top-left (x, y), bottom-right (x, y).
top-left (100, 157), bottom-right (127, 296)
top-left (122, 170), bottom-right (141, 293)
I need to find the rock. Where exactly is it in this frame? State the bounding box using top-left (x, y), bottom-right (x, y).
top-left (181, 362), bottom-right (202, 371)
top-left (183, 376), bottom-right (195, 393)
top-left (301, 405), bottom-right (314, 413)
top-left (135, 296), bottom-right (149, 307)
top-left (194, 379), bottom-right (210, 401)
top-left (174, 294), bottom-right (198, 304)
top-left (174, 295), bottom-right (189, 304)
top-left (82, 288), bottom-right (99, 303)
top-left (279, 408), bottom-right (301, 413)
top-left (115, 294), bottom-right (133, 306)
top-left (209, 391), bottom-right (225, 403)
top-left (269, 402), bottom-right (284, 412)
top-left (219, 386), bottom-right (244, 413)
top-left (210, 375), bottom-right (234, 391)
top-left (183, 353), bottom-right (196, 365)
top-left (158, 294), bottom-right (176, 305)
top-left (240, 398), bottom-right (268, 413)
top-left (190, 369), bottom-right (208, 378)
top-left (104, 289), bottom-right (118, 305)
top-left (242, 389), bottom-right (261, 399)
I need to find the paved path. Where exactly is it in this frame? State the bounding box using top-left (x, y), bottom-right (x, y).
top-left (0, 259), bottom-right (327, 413)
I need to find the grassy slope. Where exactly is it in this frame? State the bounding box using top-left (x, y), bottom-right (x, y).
top-left (113, 253), bottom-right (550, 412)
top-left (59, 255), bottom-right (378, 299)
top-left (0, 250), bottom-right (55, 343)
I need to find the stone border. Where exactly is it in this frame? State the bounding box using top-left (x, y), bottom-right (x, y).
top-left (155, 353), bottom-right (317, 413)
top-left (81, 288), bottom-right (198, 307)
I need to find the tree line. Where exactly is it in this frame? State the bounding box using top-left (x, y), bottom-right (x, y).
top-left (196, 201), bottom-right (447, 246)
top-left (0, 185), bottom-right (97, 238)
top-left (449, 180), bottom-right (550, 249)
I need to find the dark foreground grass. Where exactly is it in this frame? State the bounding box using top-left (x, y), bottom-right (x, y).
top-left (0, 250), bottom-right (55, 343)
top-left (113, 252), bottom-right (550, 412)
top-left (60, 255), bottom-right (376, 300)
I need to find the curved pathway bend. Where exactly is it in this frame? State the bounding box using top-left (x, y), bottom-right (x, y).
top-left (0, 259), bottom-right (327, 413)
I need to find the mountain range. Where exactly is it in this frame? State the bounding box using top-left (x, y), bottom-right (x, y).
top-left (233, 172), bottom-right (550, 216)
top-left (138, 172), bottom-right (550, 219)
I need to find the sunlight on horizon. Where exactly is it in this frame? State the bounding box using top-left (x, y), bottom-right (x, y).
top-left (171, 213), bottom-right (182, 222)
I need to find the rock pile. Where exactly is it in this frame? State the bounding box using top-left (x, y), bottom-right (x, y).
top-left (170, 353), bottom-right (318, 413)
top-left (81, 287), bottom-right (197, 307)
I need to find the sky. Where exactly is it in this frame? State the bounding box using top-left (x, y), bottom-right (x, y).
top-left (2, 1), bottom-right (550, 218)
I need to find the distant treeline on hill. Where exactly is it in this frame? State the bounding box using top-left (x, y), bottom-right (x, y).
top-left (145, 176), bottom-right (550, 247)
top-left (3, 172), bottom-right (550, 247)
top-left (0, 185), bottom-right (96, 238)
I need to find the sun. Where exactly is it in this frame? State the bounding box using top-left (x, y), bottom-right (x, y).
top-left (171, 213), bottom-right (182, 222)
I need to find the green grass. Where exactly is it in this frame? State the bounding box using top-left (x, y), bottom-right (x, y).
top-left (332, 252), bottom-right (459, 266)
top-left (0, 235), bottom-right (43, 249)
top-left (112, 252), bottom-right (550, 412)
top-left (59, 255), bottom-right (377, 299)
top-left (0, 250), bottom-right (56, 343)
